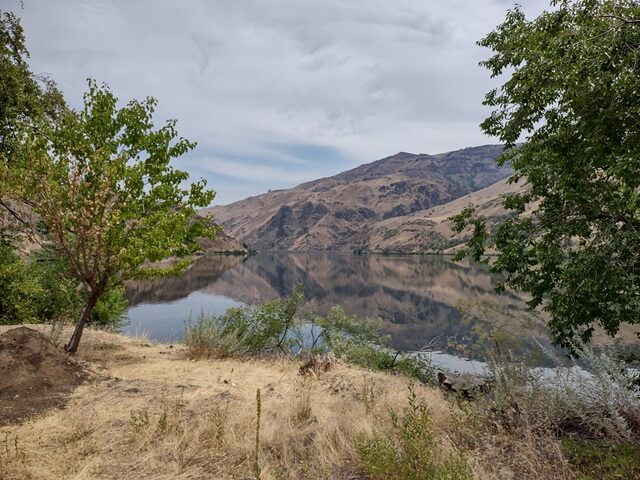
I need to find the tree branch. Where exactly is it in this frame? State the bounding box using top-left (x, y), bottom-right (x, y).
top-left (0, 199), bottom-right (30, 226)
top-left (598, 14), bottom-right (640, 24)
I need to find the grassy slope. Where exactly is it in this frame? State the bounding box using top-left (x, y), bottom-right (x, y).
top-left (2, 326), bottom-right (637, 480)
top-left (0, 326), bottom-right (457, 480)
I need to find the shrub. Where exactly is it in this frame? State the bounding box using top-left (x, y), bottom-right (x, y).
top-left (0, 242), bottom-right (41, 324)
top-left (184, 284), bottom-right (306, 359)
top-left (316, 306), bottom-right (436, 384)
top-left (184, 312), bottom-right (253, 359)
top-left (30, 252), bottom-right (83, 324)
top-left (445, 319), bottom-right (640, 479)
top-left (89, 286), bottom-right (128, 329)
top-left (183, 286), bottom-right (436, 384)
top-left (0, 242), bottom-right (128, 328)
top-left (356, 385), bottom-right (472, 480)
top-left (562, 438), bottom-right (640, 480)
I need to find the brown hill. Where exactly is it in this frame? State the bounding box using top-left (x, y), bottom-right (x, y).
top-left (195, 229), bottom-right (249, 254)
top-left (207, 145), bottom-right (511, 251)
top-left (362, 177), bottom-right (526, 253)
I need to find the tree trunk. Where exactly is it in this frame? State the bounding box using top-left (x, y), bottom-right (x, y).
top-left (64, 290), bottom-right (100, 354)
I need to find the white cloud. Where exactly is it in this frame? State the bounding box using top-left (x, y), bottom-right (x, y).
top-left (5, 0), bottom-right (550, 204)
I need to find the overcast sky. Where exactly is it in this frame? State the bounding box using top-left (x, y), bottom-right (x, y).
top-left (3, 0), bottom-right (548, 205)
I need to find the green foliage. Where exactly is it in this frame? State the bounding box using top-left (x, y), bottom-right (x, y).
top-left (183, 311), bottom-right (253, 359)
top-left (356, 385), bottom-right (471, 480)
top-left (1, 79), bottom-right (215, 351)
top-left (4, 79), bottom-right (216, 284)
top-left (89, 286), bottom-right (128, 329)
top-left (0, 242), bottom-right (40, 324)
top-left (0, 10), bottom-right (65, 161)
top-left (184, 284), bottom-right (306, 358)
top-left (0, 242), bottom-right (127, 328)
top-left (29, 248), bottom-right (84, 324)
top-left (133, 257), bottom-right (193, 280)
top-left (184, 285), bottom-right (435, 384)
top-left (450, 206), bottom-right (488, 264)
top-left (0, 242), bottom-right (78, 325)
top-left (563, 439), bottom-right (640, 480)
top-left (451, 0), bottom-right (640, 350)
top-left (316, 306), bottom-right (436, 384)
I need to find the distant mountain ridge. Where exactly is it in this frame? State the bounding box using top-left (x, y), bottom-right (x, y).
top-left (207, 145), bottom-right (513, 251)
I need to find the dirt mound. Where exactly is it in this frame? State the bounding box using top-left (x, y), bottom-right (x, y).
top-left (0, 327), bottom-right (90, 425)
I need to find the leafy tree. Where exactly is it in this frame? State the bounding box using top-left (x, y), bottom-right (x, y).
top-left (451, 0), bottom-right (640, 350)
top-left (1, 80), bottom-right (216, 352)
top-left (0, 10), bottom-right (65, 240)
top-left (0, 10), bottom-right (65, 159)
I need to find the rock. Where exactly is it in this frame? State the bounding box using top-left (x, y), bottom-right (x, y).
top-left (437, 371), bottom-right (491, 399)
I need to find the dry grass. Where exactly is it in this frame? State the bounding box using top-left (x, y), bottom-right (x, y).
top-left (0, 326), bottom-right (456, 480)
top-left (2, 325), bottom-right (622, 480)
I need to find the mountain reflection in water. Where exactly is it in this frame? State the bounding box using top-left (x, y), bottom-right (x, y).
top-left (124, 252), bottom-right (554, 362)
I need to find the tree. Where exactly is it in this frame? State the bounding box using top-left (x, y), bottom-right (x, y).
top-left (1, 80), bottom-right (216, 353)
top-left (0, 10), bottom-right (65, 159)
top-left (451, 0), bottom-right (640, 350)
top-left (0, 10), bottom-right (66, 241)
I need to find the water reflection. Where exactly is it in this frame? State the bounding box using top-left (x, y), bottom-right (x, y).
top-left (124, 252), bottom-right (553, 360)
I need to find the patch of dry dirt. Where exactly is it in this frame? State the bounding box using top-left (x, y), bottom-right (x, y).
top-left (0, 327), bottom-right (90, 425)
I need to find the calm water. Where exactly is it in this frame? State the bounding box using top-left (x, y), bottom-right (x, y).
top-left (123, 252), bottom-right (556, 370)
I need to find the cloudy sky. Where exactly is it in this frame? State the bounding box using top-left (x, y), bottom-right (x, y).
top-left (4, 0), bottom-right (548, 205)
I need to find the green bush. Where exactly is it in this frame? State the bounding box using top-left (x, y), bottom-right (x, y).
top-left (89, 286), bottom-right (128, 329)
top-left (356, 385), bottom-right (472, 480)
top-left (184, 312), bottom-right (253, 359)
top-left (0, 242), bottom-right (41, 324)
top-left (0, 242), bottom-right (127, 328)
top-left (184, 284), bottom-right (306, 359)
top-left (562, 438), bottom-right (640, 480)
top-left (316, 306), bottom-right (436, 384)
top-left (29, 249), bottom-right (84, 324)
top-left (183, 285), bottom-right (435, 384)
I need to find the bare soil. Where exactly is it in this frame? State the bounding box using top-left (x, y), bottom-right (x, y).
top-left (0, 326), bottom-right (90, 426)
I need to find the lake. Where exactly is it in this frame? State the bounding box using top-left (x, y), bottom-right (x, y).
top-left (123, 252), bottom-right (561, 371)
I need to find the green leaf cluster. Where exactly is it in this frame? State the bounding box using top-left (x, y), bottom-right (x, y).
top-left (453, 0), bottom-right (640, 349)
top-left (2, 77), bottom-right (215, 299)
top-left (356, 385), bottom-right (471, 480)
top-left (0, 242), bottom-right (126, 327)
top-left (0, 10), bottom-right (65, 162)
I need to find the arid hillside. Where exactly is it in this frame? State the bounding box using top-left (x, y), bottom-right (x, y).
top-left (207, 145), bottom-right (512, 251)
top-left (362, 177), bottom-right (526, 253)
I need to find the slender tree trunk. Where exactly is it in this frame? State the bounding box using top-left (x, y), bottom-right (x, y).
top-left (64, 290), bottom-right (100, 354)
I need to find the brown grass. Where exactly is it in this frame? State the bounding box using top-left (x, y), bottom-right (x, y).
top-left (0, 325), bottom-right (573, 480)
top-left (0, 326), bottom-right (449, 479)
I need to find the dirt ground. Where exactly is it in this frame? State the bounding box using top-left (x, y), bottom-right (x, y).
top-left (0, 327), bottom-right (90, 425)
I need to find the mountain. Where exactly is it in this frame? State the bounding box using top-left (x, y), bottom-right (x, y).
top-left (207, 145), bottom-right (512, 251)
top-left (195, 229), bottom-right (249, 254)
top-left (362, 177), bottom-right (526, 254)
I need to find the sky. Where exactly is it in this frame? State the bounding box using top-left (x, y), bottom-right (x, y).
top-left (3, 0), bottom-right (549, 205)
